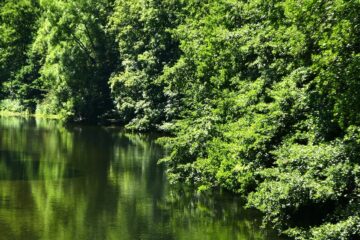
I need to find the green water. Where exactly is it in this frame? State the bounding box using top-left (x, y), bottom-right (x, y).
top-left (0, 116), bottom-right (281, 240)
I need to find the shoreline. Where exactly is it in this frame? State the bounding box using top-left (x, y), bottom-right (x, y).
top-left (0, 112), bottom-right (168, 136)
top-left (0, 111), bottom-right (62, 120)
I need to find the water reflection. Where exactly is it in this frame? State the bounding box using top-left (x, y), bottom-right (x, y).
top-left (0, 116), bottom-right (280, 240)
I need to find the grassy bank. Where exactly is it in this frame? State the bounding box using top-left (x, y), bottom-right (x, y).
top-left (0, 110), bottom-right (61, 119)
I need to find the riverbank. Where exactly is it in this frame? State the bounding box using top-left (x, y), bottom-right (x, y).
top-left (0, 110), bottom-right (61, 120)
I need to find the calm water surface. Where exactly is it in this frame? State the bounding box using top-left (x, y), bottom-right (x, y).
top-left (0, 116), bottom-right (281, 240)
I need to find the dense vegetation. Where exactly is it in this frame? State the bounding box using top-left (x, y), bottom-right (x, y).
top-left (1, 0), bottom-right (360, 239)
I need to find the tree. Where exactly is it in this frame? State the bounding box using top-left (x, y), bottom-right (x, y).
top-left (108, 0), bottom-right (183, 130)
top-left (32, 0), bottom-right (117, 120)
top-left (0, 0), bottom-right (40, 108)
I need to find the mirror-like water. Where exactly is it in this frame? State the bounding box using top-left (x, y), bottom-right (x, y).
top-left (0, 116), bottom-right (281, 240)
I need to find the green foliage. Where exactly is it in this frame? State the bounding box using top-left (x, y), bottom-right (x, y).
top-left (1, 0), bottom-right (360, 238)
top-left (248, 142), bottom-right (360, 232)
top-left (108, 0), bottom-right (183, 130)
top-left (0, 0), bottom-right (40, 105)
top-left (156, 0), bottom-right (360, 237)
top-left (0, 99), bottom-right (26, 113)
top-left (32, 0), bottom-right (117, 121)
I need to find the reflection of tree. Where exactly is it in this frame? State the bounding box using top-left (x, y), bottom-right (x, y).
top-left (158, 186), bottom-right (282, 240)
top-left (0, 117), bottom-right (77, 239)
top-left (0, 117), bottom-right (281, 240)
top-left (0, 117), bottom-right (167, 240)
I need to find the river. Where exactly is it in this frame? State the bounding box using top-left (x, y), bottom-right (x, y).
top-left (0, 116), bottom-right (282, 240)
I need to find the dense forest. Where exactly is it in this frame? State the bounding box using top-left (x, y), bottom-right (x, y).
top-left (1, 0), bottom-right (360, 239)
